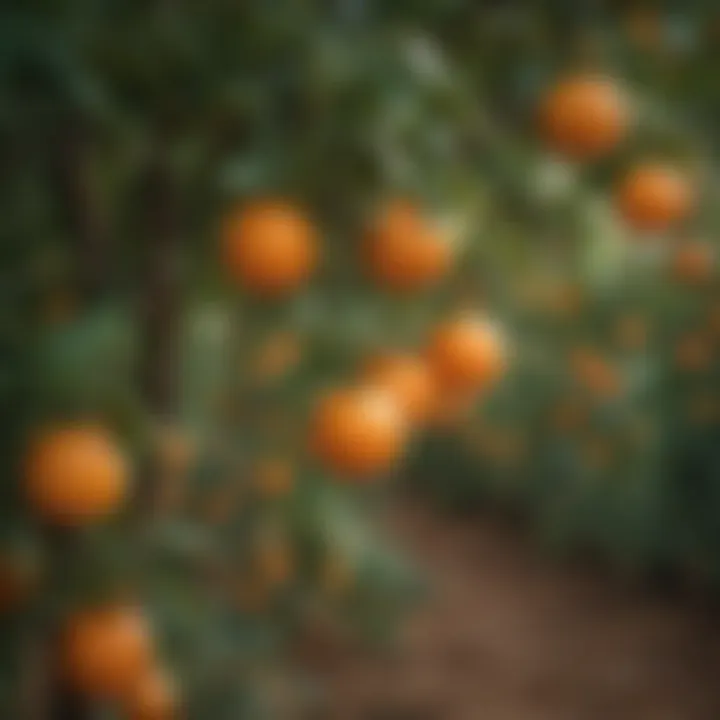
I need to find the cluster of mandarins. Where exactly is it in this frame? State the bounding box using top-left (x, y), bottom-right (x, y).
top-left (19, 426), bottom-right (176, 720)
top-left (540, 74), bottom-right (714, 275)
top-left (8, 196), bottom-right (506, 718)
top-left (542, 75), bottom-right (690, 223)
top-left (222, 198), bottom-right (507, 480)
top-left (540, 74), bottom-right (717, 412)
top-left (15, 74), bottom-right (715, 718)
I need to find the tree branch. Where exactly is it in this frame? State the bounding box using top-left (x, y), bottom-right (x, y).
top-left (136, 141), bottom-right (182, 512)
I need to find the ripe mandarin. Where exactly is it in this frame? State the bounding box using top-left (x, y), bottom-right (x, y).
top-left (540, 75), bottom-right (628, 160)
top-left (364, 201), bottom-right (453, 291)
top-left (671, 241), bottom-right (714, 284)
top-left (426, 314), bottom-right (506, 393)
top-left (62, 605), bottom-right (153, 699)
top-left (124, 667), bottom-right (177, 720)
top-left (223, 200), bottom-right (318, 296)
top-left (616, 163), bottom-right (693, 232)
top-left (310, 385), bottom-right (408, 478)
top-left (361, 353), bottom-right (437, 426)
top-left (24, 425), bottom-right (128, 526)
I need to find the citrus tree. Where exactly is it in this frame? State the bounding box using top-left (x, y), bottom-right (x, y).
top-left (411, 4), bottom-right (720, 583)
top-left (0, 2), bottom-right (508, 717)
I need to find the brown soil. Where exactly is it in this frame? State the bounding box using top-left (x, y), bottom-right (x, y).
top-left (306, 497), bottom-right (720, 720)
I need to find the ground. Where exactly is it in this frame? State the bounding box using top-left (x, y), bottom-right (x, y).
top-left (301, 497), bottom-right (720, 720)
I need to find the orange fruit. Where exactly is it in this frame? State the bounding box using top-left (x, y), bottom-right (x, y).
top-left (410, 232), bottom-right (454, 286)
top-left (222, 200), bottom-right (318, 296)
top-left (252, 332), bottom-right (303, 384)
top-left (570, 348), bottom-right (623, 399)
top-left (616, 163), bottom-right (694, 232)
top-left (24, 425), bottom-right (128, 526)
top-left (253, 459), bottom-right (294, 499)
top-left (550, 398), bottom-right (589, 433)
top-left (0, 555), bottom-right (37, 614)
top-left (671, 241), bottom-right (714, 284)
top-left (675, 333), bottom-right (712, 372)
top-left (426, 314), bottom-right (506, 393)
top-left (364, 201), bottom-right (453, 291)
top-left (62, 605), bottom-right (153, 699)
top-left (124, 667), bottom-right (177, 720)
top-left (614, 313), bottom-right (649, 351)
top-left (539, 75), bottom-right (628, 160)
top-left (255, 537), bottom-right (294, 588)
top-left (361, 353), bottom-right (437, 426)
top-left (310, 386), bottom-right (408, 478)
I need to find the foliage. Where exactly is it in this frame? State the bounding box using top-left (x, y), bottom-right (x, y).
top-left (2, 2), bottom-right (720, 718)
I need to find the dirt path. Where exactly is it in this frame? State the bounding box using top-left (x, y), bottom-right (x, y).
top-left (313, 498), bottom-right (720, 720)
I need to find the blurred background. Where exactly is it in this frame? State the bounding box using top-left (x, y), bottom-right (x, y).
top-left (2, 1), bottom-right (720, 718)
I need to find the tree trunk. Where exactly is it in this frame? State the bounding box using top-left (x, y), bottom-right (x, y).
top-left (37, 121), bottom-right (109, 720)
top-left (136, 142), bottom-right (182, 514)
top-left (138, 150), bottom-right (181, 418)
top-left (52, 122), bottom-right (111, 301)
